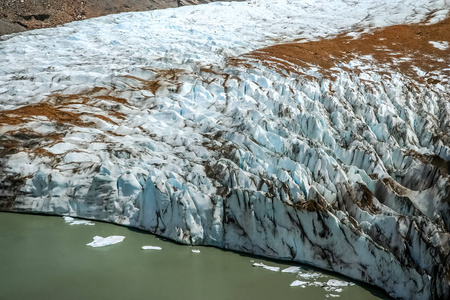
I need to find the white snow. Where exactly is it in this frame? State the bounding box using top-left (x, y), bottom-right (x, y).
top-left (191, 249), bottom-right (201, 253)
top-left (429, 41), bottom-right (449, 50)
top-left (142, 246), bottom-right (162, 250)
top-left (86, 236), bottom-right (125, 247)
top-left (0, 0), bottom-right (447, 108)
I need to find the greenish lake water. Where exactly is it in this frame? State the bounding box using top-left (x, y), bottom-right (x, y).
top-left (0, 212), bottom-right (390, 300)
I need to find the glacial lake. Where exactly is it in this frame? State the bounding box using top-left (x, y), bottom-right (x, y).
top-left (0, 212), bottom-right (389, 300)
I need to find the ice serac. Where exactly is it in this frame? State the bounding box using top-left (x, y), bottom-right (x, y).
top-left (0, 1), bottom-right (449, 299)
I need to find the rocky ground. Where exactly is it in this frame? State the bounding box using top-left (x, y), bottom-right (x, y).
top-left (0, 0), bottom-right (234, 36)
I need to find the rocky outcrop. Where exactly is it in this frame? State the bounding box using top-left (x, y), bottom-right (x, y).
top-left (0, 19), bottom-right (25, 35)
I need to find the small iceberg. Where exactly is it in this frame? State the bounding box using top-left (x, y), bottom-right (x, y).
top-left (191, 249), bottom-right (201, 253)
top-left (298, 272), bottom-right (323, 279)
top-left (290, 280), bottom-right (308, 287)
top-left (70, 220), bottom-right (95, 226)
top-left (142, 246), bottom-right (162, 250)
top-left (252, 262), bottom-right (280, 272)
top-left (63, 216), bottom-right (75, 222)
top-left (63, 216), bottom-right (95, 226)
top-left (281, 266), bottom-right (301, 273)
top-left (86, 236), bottom-right (125, 247)
top-left (326, 279), bottom-right (353, 287)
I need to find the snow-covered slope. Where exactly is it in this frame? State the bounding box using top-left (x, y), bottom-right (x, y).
top-left (1, 1), bottom-right (449, 299)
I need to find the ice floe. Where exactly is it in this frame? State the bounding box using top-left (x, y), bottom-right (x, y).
top-left (290, 280), bottom-right (309, 287)
top-left (63, 216), bottom-right (75, 223)
top-left (86, 236), bottom-right (125, 247)
top-left (326, 279), bottom-right (354, 287)
top-left (253, 262), bottom-right (280, 272)
top-left (63, 216), bottom-right (95, 226)
top-left (141, 246), bottom-right (162, 250)
top-left (298, 272), bottom-right (324, 279)
top-left (281, 266), bottom-right (301, 273)
top-left (70, 220), bottom-right (95, 226)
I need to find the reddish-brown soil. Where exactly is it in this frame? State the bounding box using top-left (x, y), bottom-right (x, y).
top-left (237, 17), bottom-right (450, 83)
top-left (0, 102), bottom-right (92, 126)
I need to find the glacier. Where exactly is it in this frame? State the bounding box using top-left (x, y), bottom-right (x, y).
top-left (0, 0), bottom-right (449, 299)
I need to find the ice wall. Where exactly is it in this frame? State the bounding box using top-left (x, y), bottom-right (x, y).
top-left (0, 1), bottom-right (449, 299)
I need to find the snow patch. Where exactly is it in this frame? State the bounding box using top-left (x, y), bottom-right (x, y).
top-left (429, 41), bottom-right (449, 50)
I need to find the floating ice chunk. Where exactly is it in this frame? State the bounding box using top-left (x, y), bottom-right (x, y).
top-left (70, 220), bottom-right (95, 226)
top-left (86, 236), bottom-right (125, 247)
top-left (298, 272), bottom-right (323, 279)
top-left (281, 266), bottom-right (301, 273)
top-left (191, 249), bottom-right (201, 253)
top-left (63, 216), bottom-right (95, 225)
top-left (429, 41), bottom-right (449, 50)
top-left (63, 216), bottom-right (75, 222)
top-left (253, 262), bottom-right (280, 272)
top-left (263, 265), bottom-right (280, 272)
top-left (142, 246), bottom-right (162, 250)
top-left (326, 279), bottom-right (352, 287)
top-left (290, 280), bottom-right (308, 287)
top-left (325, 295), bottom-right (340, 298)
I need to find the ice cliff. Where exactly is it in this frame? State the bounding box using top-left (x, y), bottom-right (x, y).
top-left (0, 1), bottom-right (449, 299)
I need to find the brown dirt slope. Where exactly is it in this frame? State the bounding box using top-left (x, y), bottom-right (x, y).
top-left (239, 17), bottom-right (450, 83)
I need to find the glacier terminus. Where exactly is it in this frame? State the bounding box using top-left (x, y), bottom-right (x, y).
top-left (0, 1), bottom-right (449, 299)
